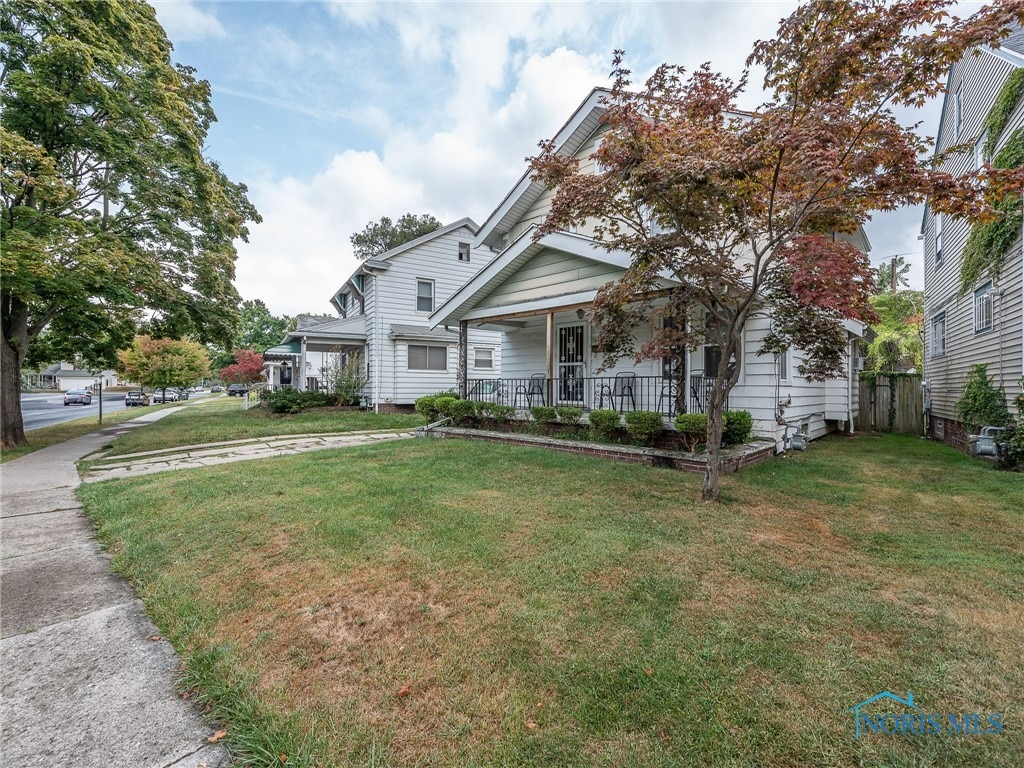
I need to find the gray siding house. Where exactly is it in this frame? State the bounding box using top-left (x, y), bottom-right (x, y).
top-left (264, 219), bottom-right (502, 411)
top-left (922, 29), bottom-right (1024, 448)
top-left (430, 89), bottom-right (868, 451)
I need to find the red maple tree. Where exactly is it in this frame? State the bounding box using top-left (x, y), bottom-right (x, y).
top-left (219, 349), bottom-right (265, 385)
top-left (531, 0), bottom-right (1024, 501)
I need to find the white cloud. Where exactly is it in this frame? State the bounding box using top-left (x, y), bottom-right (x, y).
top-left (152, 1), bottom-right (226, 42)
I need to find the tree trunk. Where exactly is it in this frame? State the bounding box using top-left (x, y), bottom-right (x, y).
top-left (701, 387), bottom-right (726, 502)
top-left (1, 302), bottom-right (29, 449)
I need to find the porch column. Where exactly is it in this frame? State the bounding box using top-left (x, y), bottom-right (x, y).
top-left (458, 320), bottom-right (468, 399)
top-left (298, 337), bottom-right (307, 392)
top-left (545, 311), bottom-right (555, 406)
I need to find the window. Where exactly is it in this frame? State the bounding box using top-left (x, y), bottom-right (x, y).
top-left (416, 280), bottom-right (433, 312)
top-left (339, 292), bottom-right (349, 318)
top-left (930, 313), bottom-right (946, 358)
top-left (954, 83), bottom-right (962, 137)
top-left (474, 347), bottom-right (493, 369)
top-left (593, 134), bottom-right (606, 173)
top-left (974, 282), bottom-right (993, 333)
top-left (408, 344), bottom-right (447, 371)
top-left (975, 129), bottom-right (988, 169)
top-left (934, 212), bottom-right (944, 264)
top-left (458, 242), bottom-right (471, 262)
top-left (776, 348), bottom-right (790, 381)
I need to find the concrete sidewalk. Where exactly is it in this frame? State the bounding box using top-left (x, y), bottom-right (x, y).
top-left (1, 407), bottom-right (231, 768)
top-left (81, 428), bottom-right (416, 482)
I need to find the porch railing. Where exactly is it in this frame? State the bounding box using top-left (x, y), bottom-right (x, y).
top-left (466, 375), bottom-right (727, 417)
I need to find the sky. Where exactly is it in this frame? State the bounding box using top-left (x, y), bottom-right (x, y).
top-left (152, 0), bottom-right (951, 318)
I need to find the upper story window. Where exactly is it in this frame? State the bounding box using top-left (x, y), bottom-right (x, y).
top-left (458, 242), bottom-right (471, 262)
top-left (416, 279), bottom-right (434, 312)
top-left (974, 282), bottom-right (993, 334)
top-left (353, 274), bottom-right (364, 291)
top-left (934, 212), bottom-right (944, 264)
top-left (593, 135), bottom-right (607, 174)
top-left (339, 292), bottom-right (349, 318)
top-left (930, 313), bottom-right (946, 358)
top-left (954, 83), bottom-right (963, 137)
top-left (975, 129), bottom-right (988, 169)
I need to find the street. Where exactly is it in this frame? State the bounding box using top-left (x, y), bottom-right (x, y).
top-left (20, 391), bottom-right (211, 432)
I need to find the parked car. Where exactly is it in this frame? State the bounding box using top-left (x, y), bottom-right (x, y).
top-left (152, 389), bottom-right (179, 403)
top-left (226, 384), bottom-right (248, 397)
top-left (210, 385), bottom-right (223, 393)
top-left (177, 388), bottom-right (190, 400)
top-left (64, 389), bottom-right (93, 406)
top-left (124, 391), bottom-right (150, 407)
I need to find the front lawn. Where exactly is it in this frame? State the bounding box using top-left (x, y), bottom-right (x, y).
top-left (100, 398), bottom-right (424, 456)
top-left (78, 434), bottom-right (1023, 767)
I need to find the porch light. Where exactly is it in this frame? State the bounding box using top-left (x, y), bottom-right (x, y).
top-left (576, 308), bottom-right (586, 320)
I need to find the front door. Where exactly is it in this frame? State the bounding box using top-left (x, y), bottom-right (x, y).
top-left (557, 324), bottom-right (585, 404)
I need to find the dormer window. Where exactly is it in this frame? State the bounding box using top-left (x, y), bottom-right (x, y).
top-left (458, 242), bottom-right (471, 262)
top-left (339, 292), bottom-right (349, 318)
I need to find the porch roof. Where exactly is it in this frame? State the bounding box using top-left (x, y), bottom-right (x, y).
top-left (263, 342), bottom-right (301, 358)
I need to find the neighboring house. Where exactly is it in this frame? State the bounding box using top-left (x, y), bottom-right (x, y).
top-left (922, 29), bottom-right (1024, 449)
top-left (22, 362), bottom-right (123, 390)
top-left (264, 218), bottom-right (502, 410)
top-left (430, 88), bottom-right (868, 450)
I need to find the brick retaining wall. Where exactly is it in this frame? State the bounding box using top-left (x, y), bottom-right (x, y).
top-left (429, 427), bottom-right (777, 475)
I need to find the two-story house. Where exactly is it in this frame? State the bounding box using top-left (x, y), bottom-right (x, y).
top-left (922, 29), bottom-right (1024, 448)
top-left (429, 89), bottom-right (868, 450)
top-left (264, 218), bottom-right (502, 411)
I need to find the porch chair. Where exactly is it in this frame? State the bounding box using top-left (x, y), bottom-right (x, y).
top-left (514, 373), bottom-right (547, 408)
top-left (657, 378), bottom-right (679, 416)
top-left (612, 372), bottom-right (637, 413)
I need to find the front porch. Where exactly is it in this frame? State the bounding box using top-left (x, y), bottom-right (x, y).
top-left (465, 375), bottom-right (723, 417)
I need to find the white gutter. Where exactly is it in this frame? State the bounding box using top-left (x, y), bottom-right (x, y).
top-left (847, 338), bottom-right (855, 434)
top-left (374, 275), bottom-right (382, 413)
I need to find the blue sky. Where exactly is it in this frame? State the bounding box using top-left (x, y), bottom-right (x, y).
top-left (153, 0), bottom-right (944, 316)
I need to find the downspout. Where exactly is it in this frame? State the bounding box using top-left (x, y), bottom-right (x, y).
top-left (375, 275), bottom-right (382, 413)
top-left (847, 337), bottom-right (855, 434)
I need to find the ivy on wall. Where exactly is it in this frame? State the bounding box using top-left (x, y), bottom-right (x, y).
top-left (960, 68), bottom-right (1024, 292)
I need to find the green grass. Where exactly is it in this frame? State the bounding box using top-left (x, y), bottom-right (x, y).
top-left (78, 434), bottom-right (1024, 767)
top-left (0, 401), bottom-right (179, 463)
top-left (100, 398), bottom-right (425, 456)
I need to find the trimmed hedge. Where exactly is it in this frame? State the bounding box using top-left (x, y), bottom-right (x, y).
top-left (556, 406), bottom-right (583, 426)
top-left (674, 413), bottom-right (707, 452)
top-left (264, 389), bottom-right (334, 414)
top-left (723, 411), bottom-right (754, 446)
top-left (588, 409), bottom-right (621, 440)
top-left (624, 411), bottom-right (664, 446)
top-left (530, 406), bottom-right (557, 424)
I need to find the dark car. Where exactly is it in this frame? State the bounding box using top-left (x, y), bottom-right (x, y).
top-left (210, 385), bottom-right (223, 393)
top-left (64, 388), bottom-right (93, 406)
top-left (226, 384), bottom-right (248, 397)
top-left (124, 391), bottom-right (150, 407)
top-left (177, 388), bottom-right (190, 400)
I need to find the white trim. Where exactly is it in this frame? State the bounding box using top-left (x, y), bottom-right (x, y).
top-left (461, 289), bottom-right (600, 321)
top-left (981, 44), bottom-right (1024, 69)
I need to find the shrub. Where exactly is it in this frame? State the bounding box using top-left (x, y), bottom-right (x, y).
top-left (329, 351), bottom-right (367, 406)
top-left (477, 405), bottom-right (512, 423)
top-left (722, 410), bottom-right (754, 446)
top-left (674, 412), bottom-right (708, 452)
top-left (996, 424), bottom-right (1024, 471)
top-left (588, 409), bottom-right (621, 440)
top-left (531, 406), bottom-right (557, 424)
top-left (957, 364), bottom-right (1012, 429)
top-left (264, 389), bottom-right (334, 414)
top-left (556, 406), bottom-right (583, 425)
top-left (447, 399), bottom-right (477, 426)
top-left (434, 396), bottom-right (460, 420)
top-left (624, 411), bottom-right (664, 446)
top-left (414, 395), bottom-right (440, 423)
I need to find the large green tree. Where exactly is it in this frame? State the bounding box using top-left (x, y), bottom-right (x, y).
top-left (1, 0), bottom-right (260, 448)
top-left (350, 213), bottom-right (441, 261)
top-left (117, 335), bottom-right (210, 399)
top-left (531, 0), bottom-right (1024, 501)
top-left (206, 299), bottom-right (290, 370)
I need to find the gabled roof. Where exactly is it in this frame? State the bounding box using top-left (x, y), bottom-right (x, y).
top-left (430, 227), bottom-right (640, 327)
top-left (983, 24), bottom-right (1024, 68)
top-left (474, 88), bottom-right (611, 252)
top-left (330, 218), bottom-right (479, 312)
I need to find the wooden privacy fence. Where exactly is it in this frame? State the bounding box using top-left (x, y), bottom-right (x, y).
top-left (855, 374), bottom-right (923, 434)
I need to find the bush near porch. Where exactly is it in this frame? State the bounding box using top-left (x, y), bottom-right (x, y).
top-left (79, 434), bottom-right (1024, 768)
top-left (416, 393), bottom-right (755, 452)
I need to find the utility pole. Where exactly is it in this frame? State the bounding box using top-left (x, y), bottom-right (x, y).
top-left (890, 257), bottom-right (897, 293)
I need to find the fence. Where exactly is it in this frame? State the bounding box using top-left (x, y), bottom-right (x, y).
top-left (855, 373), bottom-right (923, 434)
